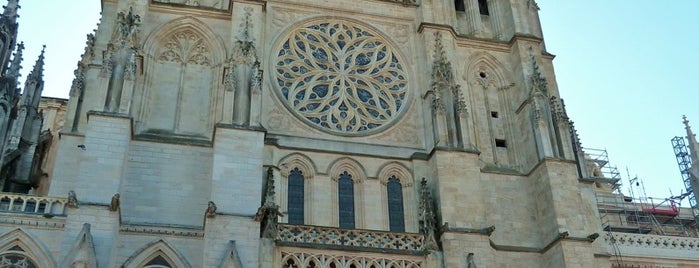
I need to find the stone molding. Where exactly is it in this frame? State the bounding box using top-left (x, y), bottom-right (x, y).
top-left (119, 224), bottom-right (204, 238)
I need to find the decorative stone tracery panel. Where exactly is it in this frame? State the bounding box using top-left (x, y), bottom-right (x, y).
top-left (280, 250), bottom-right (424, 268)
top-left (272, 18), bottom-right (410, 136)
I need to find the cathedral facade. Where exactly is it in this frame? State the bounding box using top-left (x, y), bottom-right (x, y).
top-left (1, 0), bottom-right (699, 267)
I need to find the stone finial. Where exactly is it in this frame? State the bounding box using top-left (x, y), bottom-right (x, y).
top-left (230, 7), bottom-right (257, 66)
top-left (263, 167), bottom-right (276, 207)
top-left (6, 41), bottom-right (22, 79)
top-left (528, 49), bottom-right (548, 96)
top-left (419, 178), bottom-right (439, 250)
top-left (206, 201), bottom-right (217, 218)
top-left (109, 193), bottom-right (120, 211)
top-left (67, 190), bottom-right (78, 208)
top-left (1, 0), bottom-right (19, 23)
top-left (115, 7), bottom-right (141, 48)
top-left (683, 115), bottom-right (699, 162)
top-left (60, 223), bottom-right (97, 268)
top-left (69, 62), bottom-right (85, 98)
top-left (26, 45), bottom-right (45, 82)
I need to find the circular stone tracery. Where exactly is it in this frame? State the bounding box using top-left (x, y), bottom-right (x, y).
top-left (274, 19), bottom-right (409, 135)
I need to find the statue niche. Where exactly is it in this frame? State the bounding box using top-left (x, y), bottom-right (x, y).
top-left (137, 20), bottom-right (225, 140)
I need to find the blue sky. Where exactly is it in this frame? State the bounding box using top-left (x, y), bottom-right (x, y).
top-left (14, 1), bottom-right (699, 205)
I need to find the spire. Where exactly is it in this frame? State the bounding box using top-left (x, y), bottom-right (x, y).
top-left (1, 0), bottom-right (19, 23)
top-left (683, 115), bottom-right (699, 163)
top-left (6, 41), bottom-right (22, 79)
top-left (26, 45), bottom-right (44, 81)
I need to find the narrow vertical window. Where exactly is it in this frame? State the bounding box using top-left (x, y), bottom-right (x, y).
top-left (338, 171), bottom-right (355, 229)
top-left (478, 0), bottom-right (489, 15)
top-left (387, 176), bottom-right (405, 232)
top-left (287, 168), bottom-right (304, 224)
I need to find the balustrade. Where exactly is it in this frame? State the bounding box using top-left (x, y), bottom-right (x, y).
top-left (0, 193), bottom-right (68, 216)
top-left (277, 223), bottom-right (425, 253)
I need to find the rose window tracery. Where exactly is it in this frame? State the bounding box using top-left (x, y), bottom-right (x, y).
top-left (274, 19), bottom-right (409, 135)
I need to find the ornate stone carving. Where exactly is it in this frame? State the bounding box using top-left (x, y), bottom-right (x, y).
top-left (273, 18), bottom-right (409, 135)
top-left (228, 7), bottom-right (260, 125)
top-left (281, 250), bottom-right (425, 268)
top-left (206, 201), bottom-right (217, 218)
top-left (256, 168), bottom-right (282, 239)
top-left (428, 32), bottom-right (470, 148)
top-left (158, 29), bottom-right (211, 66)
top-left (105, 7), bottom-right (141, 112)
top-left (67, 190), bottom-right (78, 208)
top-left (60, 223), bottom-right (98, 268)
top-left (109, 193), bottom-right (120, 211)
top-left (153, 0), bottom-right (231, 11)
top-left (419, 178), bottom-right (439, 251)
top-left (277, 223), bottom-right (426, 252)
top-left (6, 41), bottom-right (22, 80)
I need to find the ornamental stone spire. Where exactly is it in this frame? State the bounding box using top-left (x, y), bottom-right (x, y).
top-left (26, 44), bottom-right (44, 81)
top-left (683, 115), bottom-right (699, 164)
top-left (6, 41), bottom-right (22, 79)
top-left (1, 0), bottom-right (19, 23)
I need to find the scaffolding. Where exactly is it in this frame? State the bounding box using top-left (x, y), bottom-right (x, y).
top-left (671, 136), bottom-right (699, 231)
top-left (593, 146), bottom-right (696, 237)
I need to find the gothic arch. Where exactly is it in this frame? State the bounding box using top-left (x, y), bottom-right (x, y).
top-left (278, 153), bottom-right (316, 224)
top-left (463, 52), bottom-right (512, 88)
top-left (278, 153), bottom-right (316, 180)
top-left (142, 16), bottom-right (226, 64)
top-left (327, 157), bottom-right (366, 183)
top-left (376, 162), bottom-right (413, 186)
top-left (136, 16), bottom-right (227, 138)
top-left (0, 228), bottom-right (56, 268)
top-left (122, 239), bottom-right (191, 268)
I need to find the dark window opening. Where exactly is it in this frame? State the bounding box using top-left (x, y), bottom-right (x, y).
top-left (491, 111), bottom-right (499, 118)
top-left (455, 0), bottom-right (465, 12)
top-left (495, 139), bottom-right (507, 148)
top-left (387, 176), bottom-right (405, 232)
top-left (338, 171), bottom-right (355, 229)
top-left (287, 167), bottom-right (305, 224)
top-left (478, 0), bottom-right (489, 15)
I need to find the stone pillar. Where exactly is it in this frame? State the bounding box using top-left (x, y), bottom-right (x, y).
top-left (72, 112), bottom-right (131, 204)
top-left (465, 0), bottom-right (482, 35)
top-left (210, 125), bottom-right (264, 215)
top-left (489, 0), bottom-right (505, 40)
top-left (232, 65), bottom-right (252, 125)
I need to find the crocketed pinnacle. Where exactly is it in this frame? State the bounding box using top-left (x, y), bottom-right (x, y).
top-left (26, 44), bottom-right (45, 82)
top-left (1, 0), bottom-right (19, 23)
top-left (683, 115), bottom-right (699, 164)
top-left (6, 41), bottom-right (22, 78)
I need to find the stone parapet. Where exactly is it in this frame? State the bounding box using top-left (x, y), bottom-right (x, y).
top-left (606, 232), bottom-right (699, 260)
top-left (0, 192), bottom-right (68, 216)
top-left (277, 223), bottom-right (426, 254)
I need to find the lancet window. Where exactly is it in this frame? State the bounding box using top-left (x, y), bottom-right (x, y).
top-left (338, 171), bottom-right (355, 229)
top-left (387, 176), bottom-right (405, 232)
top-left (287, 168), bottom-right (305, 224)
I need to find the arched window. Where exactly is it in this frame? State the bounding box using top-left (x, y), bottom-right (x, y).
top-left (287, 168), bottom-right (305, 224)
top-left (338, 171), bottom-right (355, 229)
top-left (386, 176), bottom-right (405, 232)
top-left (0, 246), bottom-right (38, 268)
top-left (143, 254), bottom-right (173, 268)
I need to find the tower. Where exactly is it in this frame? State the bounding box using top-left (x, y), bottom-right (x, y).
top-left (2, 0), bottom-right (623, 267)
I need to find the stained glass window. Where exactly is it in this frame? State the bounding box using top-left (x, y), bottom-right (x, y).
top-left (387, 176), bottom-right (405, 232)
top-left (287, 168), bottom-right (305, 224)
top-left (338, 171), bottom-right (355, 228)
top-left (274, 19), bottom-right (409, 135)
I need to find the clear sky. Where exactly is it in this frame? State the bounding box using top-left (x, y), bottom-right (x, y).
top-left (14, 1), bottom-right (699, 205)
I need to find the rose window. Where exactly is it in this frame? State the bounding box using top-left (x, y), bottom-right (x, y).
top-left (274, 19), bottom-right (409, 135)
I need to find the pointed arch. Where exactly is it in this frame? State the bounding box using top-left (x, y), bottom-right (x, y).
top-left (463, 52), bottom-right (512, 89)
top-left (278, 153), bottom-right (317, 225)
top-left (218, 241), bottom-right (243, 268)
top-left (136, 16), bottom-right (227, 139)
top-left (142, 16), bottom-right (226, 65)
top-left (0, 228), bottom-right (56, 268)
top-left (122, 239), bottom-right (191, 268)
top-left (376, 162), bottom-right (413, 186)
top-left (60, 223), bottom-right (97, 268)
top-left (327, 157), bottom-right (366, 183)
top-left (327, 157), bottom-right (366, 228)
top-left (279, 153), bottom-right (317, 180)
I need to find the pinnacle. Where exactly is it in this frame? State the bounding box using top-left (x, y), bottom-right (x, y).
top-left (1, 0), bottom-right (19, 23)
top-left (6, 41), bottom-right (23, 78)
top-left (26, 44), bottom-right (45, 81)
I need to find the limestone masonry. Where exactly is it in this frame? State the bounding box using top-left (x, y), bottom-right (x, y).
top-left (0, 0), bottom-right (698, 267)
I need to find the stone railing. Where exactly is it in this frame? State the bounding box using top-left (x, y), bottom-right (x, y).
top-left (605, 232), bottom-right (699, 259)
top-left (277, 224), bottom-right (425, 253)
top-left (0, 193), bottom-right (69, 216)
